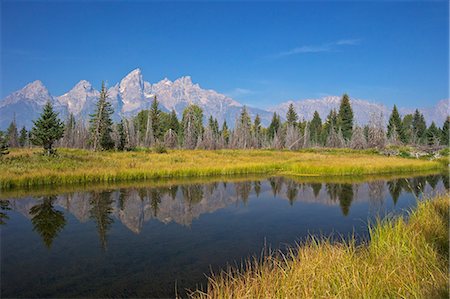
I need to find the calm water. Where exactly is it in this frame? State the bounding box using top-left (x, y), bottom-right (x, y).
top-left (1, 174), bottom-right (447, 298)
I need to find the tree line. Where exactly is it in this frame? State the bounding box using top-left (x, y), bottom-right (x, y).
top-left (0, 85), bottom-right (448, 155)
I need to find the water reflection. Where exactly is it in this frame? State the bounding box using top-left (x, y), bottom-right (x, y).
top-left (1, 174), bottom-right (448, 298)
top-left (1, 174), bottom-right (447, 250)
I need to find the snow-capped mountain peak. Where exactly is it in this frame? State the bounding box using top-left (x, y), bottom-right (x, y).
top-left (1, 69), bottom-right (446, 130)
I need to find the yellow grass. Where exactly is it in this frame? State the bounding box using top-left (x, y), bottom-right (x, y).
top-left (0, 148), bottom-right (445, 189)
top-left (189, 193), bottom-right (449, 298)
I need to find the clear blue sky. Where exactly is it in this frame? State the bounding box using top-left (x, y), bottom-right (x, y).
top-left (1, 1), bottom-right (448, 109)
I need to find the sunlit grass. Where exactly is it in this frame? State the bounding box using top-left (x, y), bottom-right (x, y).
top-left (0, 148), bottom-right (444, 189)
top-left (189, 193), bottom-right (449, 299)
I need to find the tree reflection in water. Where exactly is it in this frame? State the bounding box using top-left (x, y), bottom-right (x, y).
top-left (30, 196), bottom-right (66, 248)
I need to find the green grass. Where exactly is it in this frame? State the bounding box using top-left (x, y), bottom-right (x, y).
top-left (189, 193), bottom-right (449, 299)
top-left (0, 148), bottom-right (445, 189)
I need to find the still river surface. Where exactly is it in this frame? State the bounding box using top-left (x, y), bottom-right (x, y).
top-left (1, 173), bottom-right (447, 298)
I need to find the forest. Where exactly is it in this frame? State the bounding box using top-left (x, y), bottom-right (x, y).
top-left (1, 81), bottom-right (448, 156)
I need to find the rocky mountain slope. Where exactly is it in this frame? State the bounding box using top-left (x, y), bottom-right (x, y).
top-left (0, 69), bottom-right (447, 130)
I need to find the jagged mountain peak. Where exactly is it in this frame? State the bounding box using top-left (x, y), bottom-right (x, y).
top-left (174, 76), bottom-right (193, 85)
top-left (72, 80), bottom-right (93, 89)
top-left (1, 68), bottom-right (446, 130)
top-left (19, 80), bottom-right (50, 98)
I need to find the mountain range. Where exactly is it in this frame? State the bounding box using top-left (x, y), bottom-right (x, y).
top-left (0, 68), bottom-right (447, 130)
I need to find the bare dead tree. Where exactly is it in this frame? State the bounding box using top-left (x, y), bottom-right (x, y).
top-left (350, 125), bottom-right (367, 149)
top-left (367, 112), bottom-right (386, 149)
top-left (163, 129), bottom-right (178, 149)
top-left (285, 124), bottom-right (301, 150)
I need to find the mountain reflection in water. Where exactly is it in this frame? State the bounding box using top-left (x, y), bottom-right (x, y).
top-left (0, 174), bottom-right (447, 298)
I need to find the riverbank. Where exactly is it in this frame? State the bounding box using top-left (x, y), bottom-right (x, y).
top-left (0, 148), bottom-right (446, 189)
top-left (189, 193), bottom-right (449, 298)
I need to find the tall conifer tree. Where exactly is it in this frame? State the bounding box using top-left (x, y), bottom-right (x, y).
top-left (387, 105), bottom-right (406, 143)
top-left (31, 101), bottom-right (65, 155)
top-left (337, 94), bottom-right (354, 141)
top-left (89, 82), bottom-right (114, 151)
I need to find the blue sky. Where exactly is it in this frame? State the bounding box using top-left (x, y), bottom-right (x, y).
top-left (1, 1), bottom-right (448, 109)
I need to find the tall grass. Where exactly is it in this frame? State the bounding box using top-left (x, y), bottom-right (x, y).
top-left (0, 148), bottom-right (445, 189)
top-left (189, 193), bottom-right (449, 299)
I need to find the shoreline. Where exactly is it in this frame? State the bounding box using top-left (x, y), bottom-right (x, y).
top-left (0, 148), bottom-right (446, 189)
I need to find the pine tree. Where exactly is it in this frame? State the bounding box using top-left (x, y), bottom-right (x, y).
top-left (182, 104), bottom-right (203, 149)
top-left (253, 114), bottom-right (262, 148)
top-left (426, 122), bottom-right (440, 146)
top-left (208, 116), bottom-right (219, 138)
top-left (286, 103), bottom-right (298, 127)
top-left (6, 119), bottom-right (19, 148)
top-left (387, 105), bottom-right (406, 144)
top-left (30, 101), bottom-right (65, 156)
top-left (221, 121), bottom-right (230, 146)
top-left (0, 131), bottom-right (9, 157)
top-left (150, 96), bottom-right (162, 139)
top-left (117, 120), bottom-right (126, 151)
top-left (268, 112), bottom-right (281, 140)
top-left (337, 94), bottom-right (354, 141)
top-left (232, 106), bottom-right (252, 149)
top-left (441, 116), bottom-right (449, 146)
top-left (321, 109), bottom-right (338, 145)
top-left (18, 126), bottom-right (28, 147)
top-left (168, 109), bottom-right (180, 134)
top-left (401, 114), bottom-right (413, 144)
top-left (412, 109), bottom-right (427, 145)
top-left (309, 111), bottom-right (322, 145)
top-left (89, 82), bottom-right (114, 151)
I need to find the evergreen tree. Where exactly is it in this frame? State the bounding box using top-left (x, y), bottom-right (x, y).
top-left (221, 121), bottom-right (230, 145)
top-left (309, 111), bottom-right (322, 145)
top-left (321, 109), bottom-right (338, 145)
top-left (18, 126), bottom-right (28, 147)
top-left (234, 106), bottom-right (252, 148)
top-left (168, 109), bottom-right (180, 133)
top-left (208, 116), bottom-right (219, 138)
top-left (268, 112), bottom-right (281, 140)
top-left (401, 114), bottom-right (413, 144)
top-left (0, 131), bottom-right (9, 157)
top-left (253, 114), bottom-right (262, 148)
top-left (286, 103), bottom-right (298, 126)
top-left (181, 104), bottom-right (203, 149)
top-left (426, 122), bottom-right (440, 146)
top-left (89, 82), bottom-right (114, 151)
top-left (412, 109), bottom-right (427, 144)
top-left (337, 94), bottom-right (354, 141)
top-left (441, 116), bottom-right (449, 146)
top-left (6, 119), bottom-right (19, 148)
top-left (117, 120), bottom-right (126, 151)
top-left (387, 105), bottom-right (406, 144)
top-left (150, 96), bottom-right (162, 139)
top-left (31, 101), bottom-right (65, 156)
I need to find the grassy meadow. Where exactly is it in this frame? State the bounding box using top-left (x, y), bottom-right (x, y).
top-left (189, 193), bottom-right (449, 299)
top-left (0, 147), bottom-right (446, 189)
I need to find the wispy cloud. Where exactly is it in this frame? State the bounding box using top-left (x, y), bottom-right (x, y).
top-left (274, 39), bottom-right (361, 58)
top-left (335, 39), bottom-right (361, 46)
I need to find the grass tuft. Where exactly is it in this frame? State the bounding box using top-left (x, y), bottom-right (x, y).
top-left (189, 193), bottom-right (449, 299)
